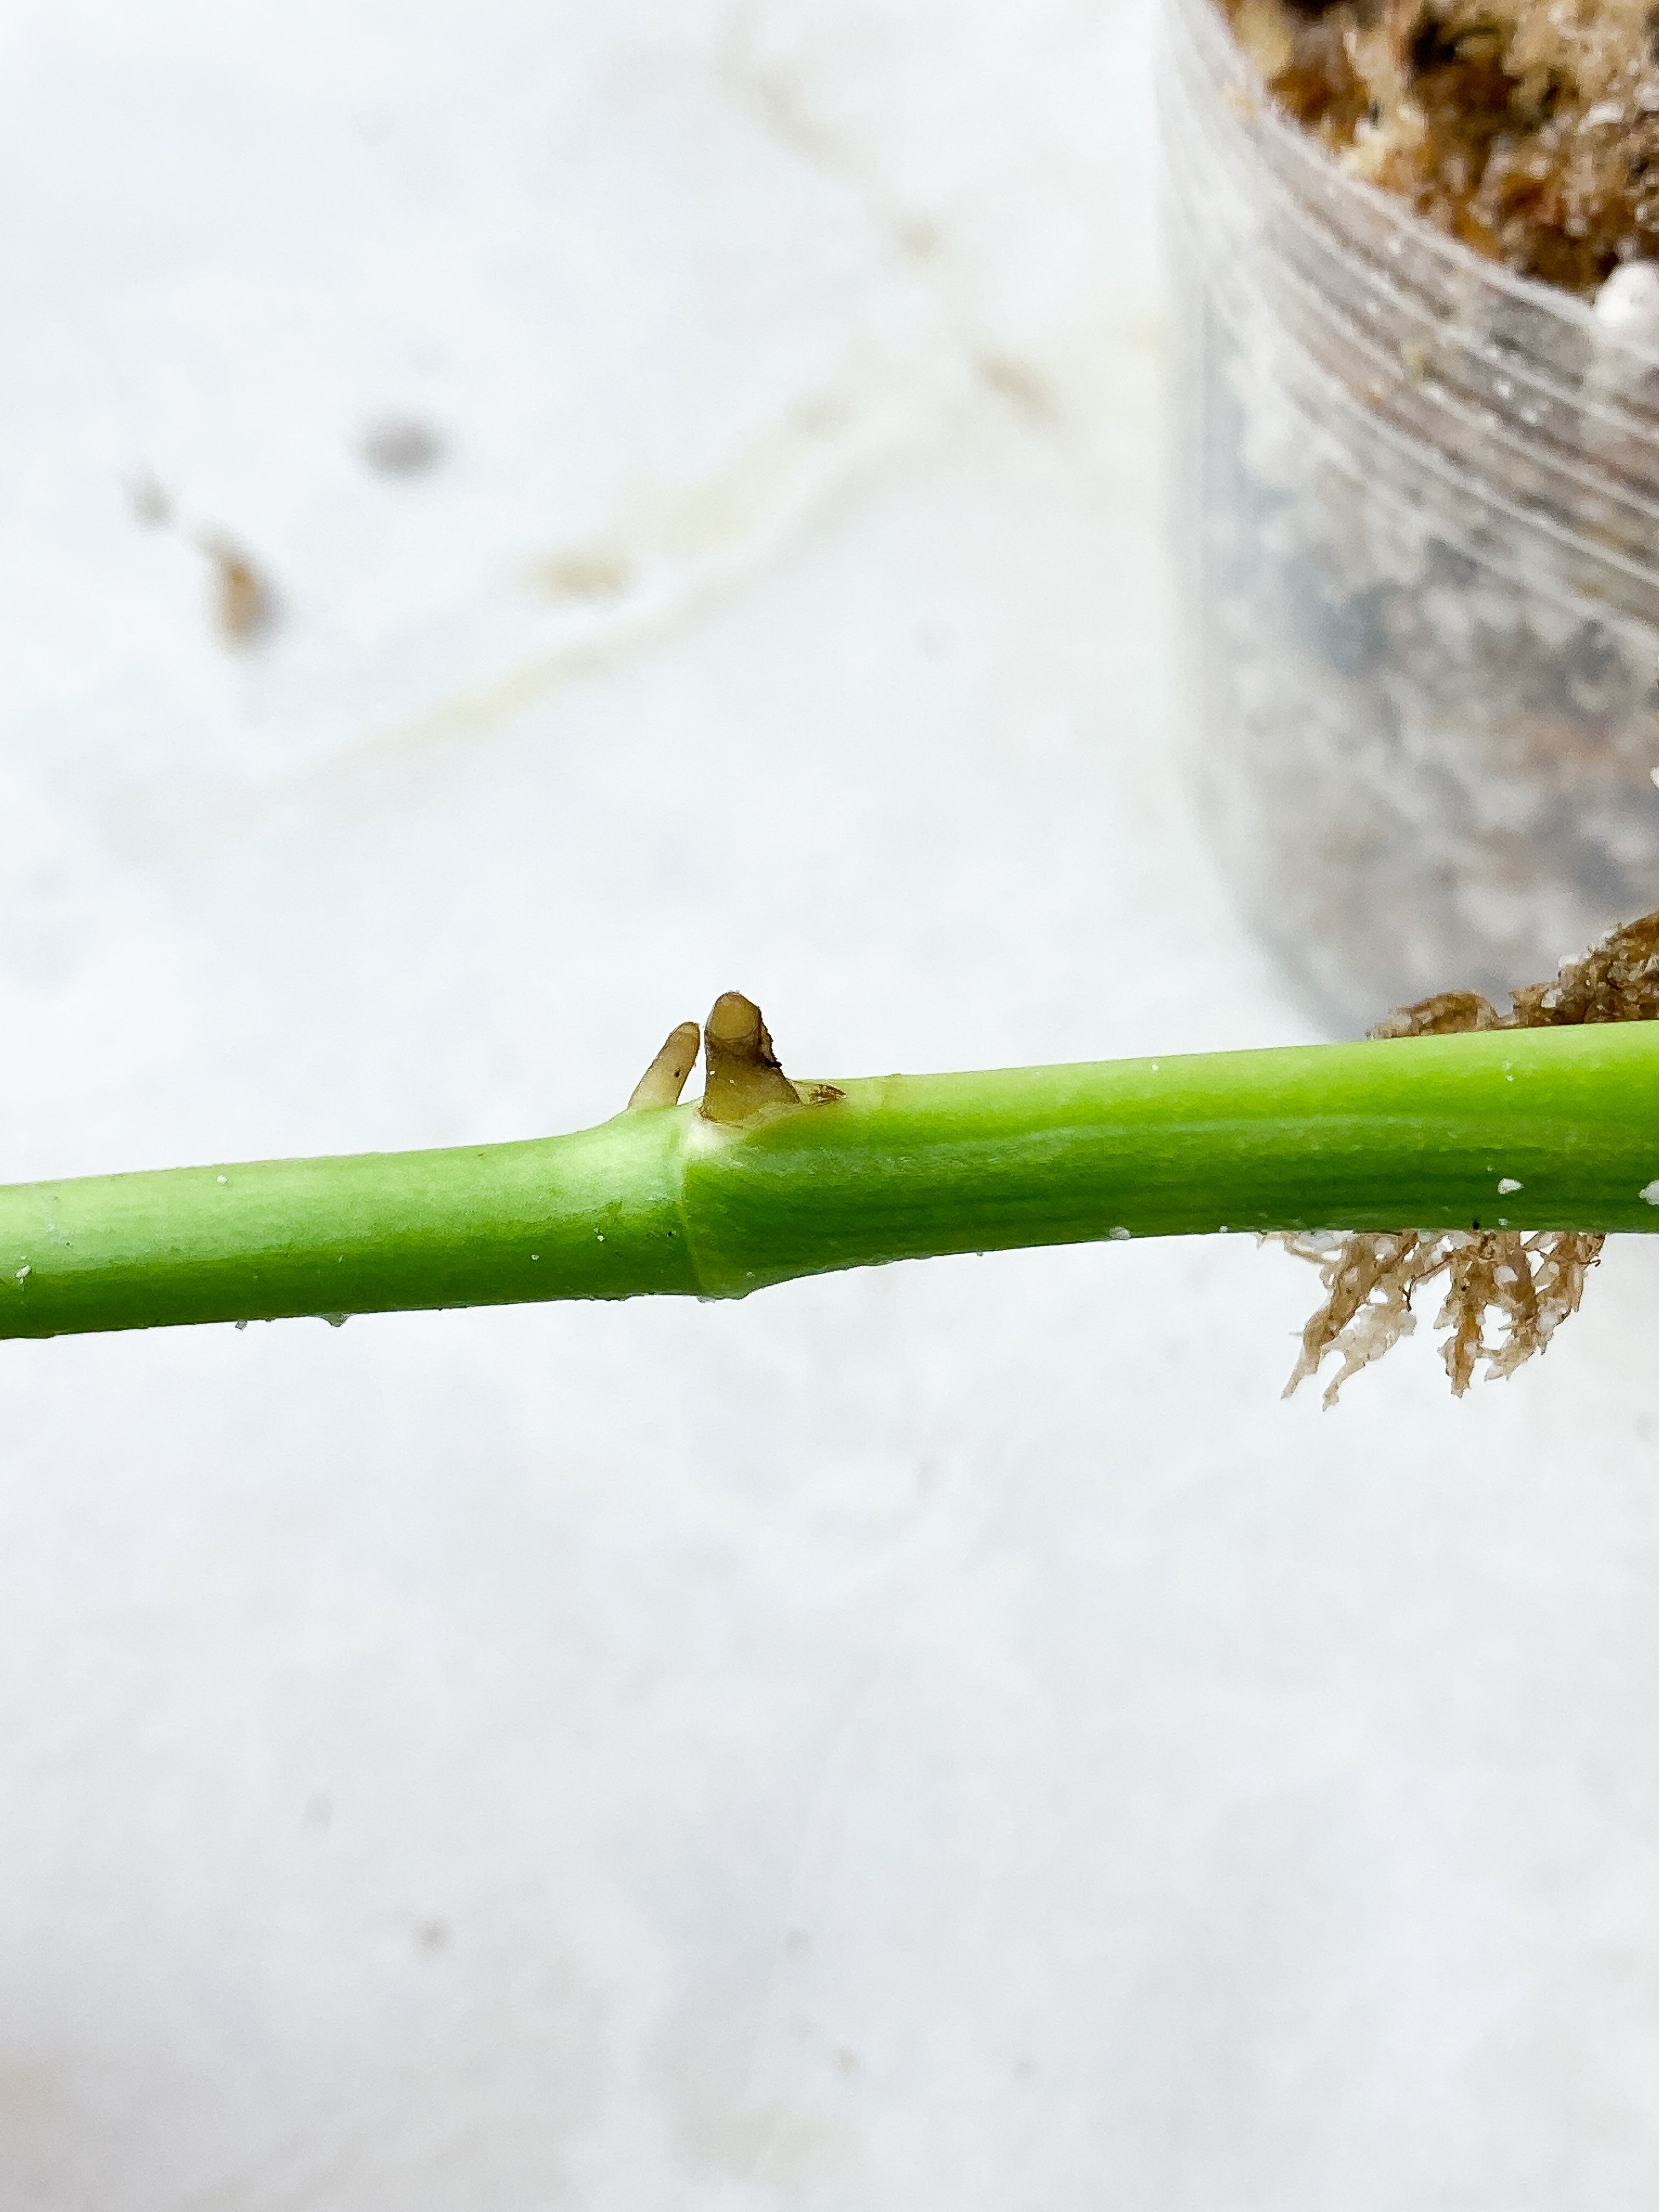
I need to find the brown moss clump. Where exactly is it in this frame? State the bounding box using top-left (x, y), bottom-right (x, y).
top-left (1282, 906), bottom-right (1659, 1402)
top-left (1510, 902), bottom-right (1659, 1019)
top-left (1283, 1224), bottom-right (1603, 1402)
top-left (1222, 0), bottom-right (1659, 294)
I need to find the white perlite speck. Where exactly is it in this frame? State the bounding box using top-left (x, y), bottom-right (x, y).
top-left (1641, 1181), bottom-right (1659, 1205)
top-left (1595, 259), bottom-right (1659, 342)
top-left (1498, 1178), bottom-right (1522, 1194)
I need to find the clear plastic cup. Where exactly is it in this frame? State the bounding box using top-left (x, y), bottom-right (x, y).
top-left (1160, 0), bottom-right (1659, 1030)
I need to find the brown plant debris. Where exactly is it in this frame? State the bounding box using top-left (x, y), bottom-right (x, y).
top-left (201, 535), bottom-right (278, 645)
top-left (1282, 906), bottom-right (1659, 1401)
top-left (1221, 0), bottom-right (1659, 295)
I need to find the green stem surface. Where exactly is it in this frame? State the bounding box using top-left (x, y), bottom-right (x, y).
top-left (4, 1023), bottom-right (1659, 1339)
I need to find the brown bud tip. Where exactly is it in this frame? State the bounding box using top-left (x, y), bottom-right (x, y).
top-left (627, 1020), bottom-right (701, 1111)
top-left (704, 992), bottom-right (764, 1051)
top-left (700, 992), bottom-right (804, 1124)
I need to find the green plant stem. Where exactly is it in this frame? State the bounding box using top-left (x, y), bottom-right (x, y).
top-left (4, 1022), bottom-right (1659, 1340)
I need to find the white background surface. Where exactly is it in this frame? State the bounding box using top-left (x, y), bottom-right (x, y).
top-left (4, 1), bottom-right (1659, 2204)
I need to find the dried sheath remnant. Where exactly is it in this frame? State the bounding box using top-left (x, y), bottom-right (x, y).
top-left (1283, 907), bottom-right (1659, 1402)
top-left (690, 994), bottom-right (846, 1127)
top-left (699, 993), bottom-right (811, 1126)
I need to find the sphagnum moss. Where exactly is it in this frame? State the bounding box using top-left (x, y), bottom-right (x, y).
top-left (1283, 907), bottom-right (1659, 1402)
